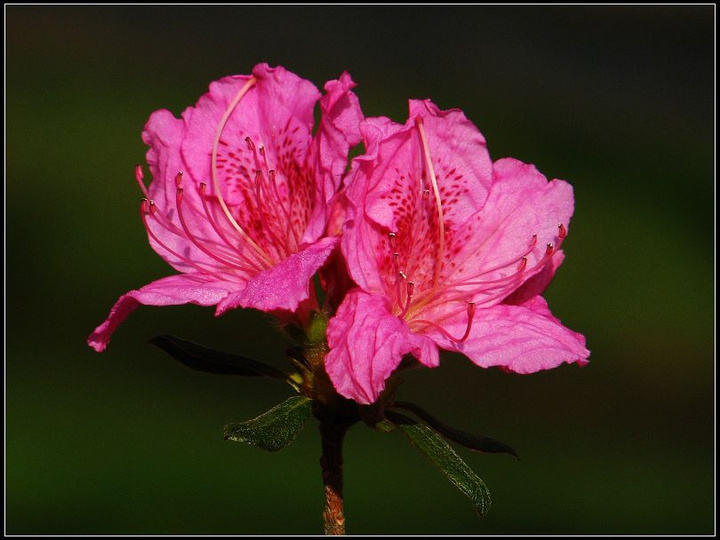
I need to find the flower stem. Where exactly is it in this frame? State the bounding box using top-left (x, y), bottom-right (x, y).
top-left (319, 418), bottom-right (347, 535)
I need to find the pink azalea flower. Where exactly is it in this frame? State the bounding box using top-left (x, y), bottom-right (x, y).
top-left (325, 101), bottom-right (589, 404)
top-left (88, 64), bottom-right (362, 352)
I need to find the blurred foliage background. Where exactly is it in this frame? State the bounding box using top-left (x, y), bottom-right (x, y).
top-left (6, 5), bottom-right (714, 535)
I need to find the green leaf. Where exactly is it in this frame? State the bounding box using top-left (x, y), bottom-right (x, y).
top-left (224, 396), bottom-right (313, 452)
top-left (387, 411), bottom-right (491, 518)
top-left (149, 335), bottom-right (298, 390)
top-left (391, 401), bottom-right (518, 459)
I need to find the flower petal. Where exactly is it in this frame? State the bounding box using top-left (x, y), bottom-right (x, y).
top-left (446, 158), bottom-right (575, 306)
top-left (216, 236), bottom-right (339, 314)
top-left (325, 289), bottom-right (438, 404)
top-left (87, 273), bottom-right (241, 352)
top-left (434, 297), bottom-right (589, 373)
top-left (303, 72), bottom-right (364, 244)
top-left (504, 249), bottom-right (565, 306)
top-left (182, 64), bottom-right (320, 205)
top-left (340, 100), bottom-right (493, 297)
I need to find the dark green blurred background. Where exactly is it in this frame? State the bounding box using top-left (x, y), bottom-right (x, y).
top-left (6, 6), bottom-right (714, 535)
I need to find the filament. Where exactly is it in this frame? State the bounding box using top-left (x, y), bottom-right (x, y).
top-left (210, 77), bottom-right (273, 267)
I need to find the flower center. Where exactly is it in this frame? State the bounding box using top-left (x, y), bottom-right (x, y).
top-left (136, 76), bottom-right (314, 279)
top-left (381, 118), bottom-right (568, 344)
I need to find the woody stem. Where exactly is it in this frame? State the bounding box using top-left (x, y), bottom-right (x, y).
top-left (319, 417), bottom-right (348, 535)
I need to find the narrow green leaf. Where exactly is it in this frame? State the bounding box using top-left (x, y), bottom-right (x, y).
top-left (392, 401), bottom-right (518, 459)
top-left (149, 335), bottom-right (297, 389)
top-left (387, 411), bottom-right (491, 518)
top-left (224, 396), bottom-right (313, 452)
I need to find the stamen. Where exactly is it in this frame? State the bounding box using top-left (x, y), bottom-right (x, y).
top-left (175, 171), bottom-right (183, 188)
top-left (211, 77), bottom-right (273, 267)
top-left (414, 302), bottom-right (476, 344)
top-left (518, 257), bottom-right (528, 272)
top-left (135, 165), bottom-right (149, 198)
top-left (415, 116), bottom-right (445, 287)
top-left (399, 280), bottom-right (415, 318)
top-left (198, 182), bottom-right (264, 273)
top-left (388, 232), bottom-right (397, 250)
top-left (252, 169), bottom-right (291, 256)
top-left (267, 169), bottom-right (299, 250)
top-left (140, 199), bottom-right (239, 281)
top-left (446, 233), bottom-right (539, 286)
top-left (558, 223), bottom-right (567, 239)
top-left (458, 302), bottom-right (476, 343)
top-left (146, 199), bottom-right (184, 237)
top-left (254, 169), bottom-right (264, 203)
top-left (175, 186), bottom-right (251, 271)
top-left (545, 242), bottom-right (554, 257)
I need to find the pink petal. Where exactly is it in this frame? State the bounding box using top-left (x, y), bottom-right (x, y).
top-left (303, 72), bottom-right (364, 244)
top-left (340, 100), bottom-right (493, 296)
top-left (325, 290), bottom-right (438, 404)
top-left (434, 297), bottom-right (589, 374)
top-left (87, 273), bottom-right (241, 352)
top-left (447, 158), bottom-right (575, 306)
top-left (142, 108), bottom-right (188, 212)
top-left (364, 100), bottom-right (492, 233)
top-left (504, 249), bottom-right (565, 306)
top-left (216, 236), bottom-right (339, 314)
top-left (141, 109), bottom-right (222, 273)
top-left (338, 116), bottom-right (407, 293)
top-left (181, 64), bottom-right (319, 206)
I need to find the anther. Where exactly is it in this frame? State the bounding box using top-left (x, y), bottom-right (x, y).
top-left (399, 271), bottom-right (408, 280)
top-left (558, 223), bottom-right (567, 239)
top-left (422, 189), bottom-right (430, 199)
top-left (245, 137), bottom-right (255, 151)
top-left (174, 171), bottom-right (183, 187)
top-left (530, 234), bottom-right (538, 248)
top-left (406, 281), bottom-right (415, 297)
top-left (518, 257), bottom-right (528, 271)
top-left (545, 243), bottom-right (554, 257)
top-left (388, 232), bottom-right (397, 249)
top-left (176, 186), bottom-right (184, 202)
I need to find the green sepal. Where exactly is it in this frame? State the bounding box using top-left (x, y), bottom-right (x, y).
top-left (374, 418), bottom-right (397, 433)
top-left (391, 401), bottom-right (518, 459)
top-left (149, 335), bottom-right (299, 391)
top-left (386, 410), bottom-right (491, 518)
top-left (223, 396), bottom-right (313, 452)
top-left (306, 310), bottom-right (329, 344)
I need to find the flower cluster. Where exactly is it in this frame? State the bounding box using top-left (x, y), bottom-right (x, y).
top-left (89, 63), bottom-right (589, 405)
